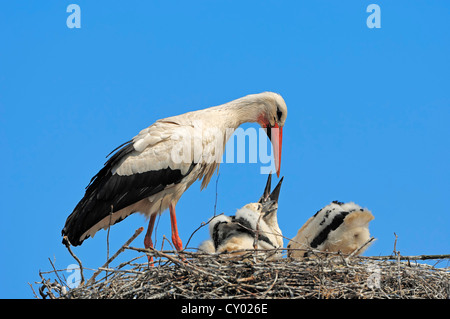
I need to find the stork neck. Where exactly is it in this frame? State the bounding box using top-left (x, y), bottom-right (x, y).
top-left (220, 98), bottom-right (266, 129)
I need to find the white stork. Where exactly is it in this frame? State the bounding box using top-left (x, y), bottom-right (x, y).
top-left (61, 92), bottom-right (287, 258)
top-left (199, 175), bottom-right (284, 260)
top-left (287, 201), bottom-right (374, 258)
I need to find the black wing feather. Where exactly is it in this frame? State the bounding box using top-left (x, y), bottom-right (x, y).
top-left (62, 140), bottom-right (195, 246)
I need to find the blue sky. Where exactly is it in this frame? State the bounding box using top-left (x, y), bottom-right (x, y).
top-left (1, 1), bottom-right (449, 298)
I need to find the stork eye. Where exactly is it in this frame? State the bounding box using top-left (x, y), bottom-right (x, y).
top-left (276, 108), bottom-right (282, 121)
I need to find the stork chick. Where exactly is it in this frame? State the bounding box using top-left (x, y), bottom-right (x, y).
top-left (199, 176), bottom-right (284, 260)
top-left (287, 201), bottom-right (374, 258)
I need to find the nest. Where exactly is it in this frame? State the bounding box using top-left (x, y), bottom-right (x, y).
top-left (34, 229), bottom-right (449, 299)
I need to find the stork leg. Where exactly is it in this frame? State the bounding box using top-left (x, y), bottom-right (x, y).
top-left (144, 213), bottom-right (157, 265)
top-left (169, 204), bottom-right (183, 251)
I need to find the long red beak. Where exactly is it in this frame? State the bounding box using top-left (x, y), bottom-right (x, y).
top-left (267, 123), bottom-right (283, 177)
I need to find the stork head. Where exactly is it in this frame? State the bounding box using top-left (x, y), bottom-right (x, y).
top-left (255, 92), bottom-right (287, 178)
top-left (233, 92), bottom-right (287, 176)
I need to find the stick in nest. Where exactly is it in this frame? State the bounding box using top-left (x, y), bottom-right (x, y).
top-left (87, 226), bottom-right (144, 285)
top-left (62, 236), bottom-right (85, 286)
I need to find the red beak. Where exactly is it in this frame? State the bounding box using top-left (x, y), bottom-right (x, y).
top-left (267, 123), bottom-right (283, 177)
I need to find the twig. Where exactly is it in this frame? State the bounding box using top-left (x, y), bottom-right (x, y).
top-left (214, 173), bottom-right (220, 216)
top-left (28, 282), bottom-right (39, 299)
top-left (162, 235), bottom-right (175, 251)
top-left (126, 245), bottom-right (230, 283)
top-left (62, 236), bottom-right (85, 286)
top-left (261, 270), bottom-right (278, 298)
top-left (362, 254), bottom-right (450, 261)
top-left (346, 237), bottom-right (376, 261)
top-left (97, 267), bottom-right (145, 275)
top-left (393, 232), bottom-right (399, 255)
top-left (184, 214), bottom-right (224, 249)
top-left (87, 227), bottom-right (144, 285)
top-left (47, 257), bottom-right (67, 288)
top-left (252, 214), bottom-right (264, 261)
top-left (106, 205), bottom-right (114, 267)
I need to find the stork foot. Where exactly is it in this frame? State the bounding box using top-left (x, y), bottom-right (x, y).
top-left (172, 234), bottom-right (183, 252)
top-left (144, 235), bottom-right (154, 266)
top-left (144, 214), bottom-right (157, 267)
top-left (169, 204), bottom-right (183, 252)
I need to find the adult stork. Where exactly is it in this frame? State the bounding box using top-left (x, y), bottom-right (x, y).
top-left (61, 92), bottom-right (287, 256)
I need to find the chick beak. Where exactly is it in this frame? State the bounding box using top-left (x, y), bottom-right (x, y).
top-left (261, 177), bottom-right (284, 217)
top-left (258, 174), bottom-right (272, 204)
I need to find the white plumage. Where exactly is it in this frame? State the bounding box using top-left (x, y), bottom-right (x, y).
top-left (287, 201), bottom-right (374, 258)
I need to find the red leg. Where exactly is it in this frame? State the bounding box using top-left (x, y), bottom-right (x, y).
top-left (169, 204), bottom-right (183, 251)
top-left (144, 214), bottom-right (157, 265)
